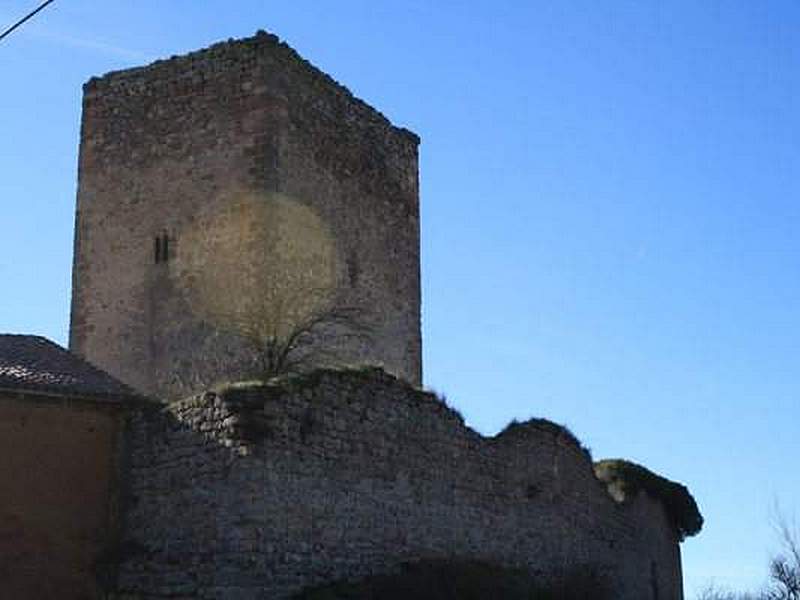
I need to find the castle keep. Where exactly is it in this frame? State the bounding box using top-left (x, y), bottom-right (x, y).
top-left (70, 31), bottom-right (422, 399)
top-left (0, 30), bottom-right (702, 600)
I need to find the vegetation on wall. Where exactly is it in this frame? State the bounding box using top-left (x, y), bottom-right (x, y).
top-left (594, 459), bottom-right (704, 541)
top-left (498, 418), bottom-right (592, 461)
top-left (181, 193), bottom-right (372, 383)
top-left (217, 366), bottom-right (464, 419)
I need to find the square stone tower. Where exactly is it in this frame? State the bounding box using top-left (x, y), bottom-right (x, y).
top-left (69, 31), bottom-right (421, 399)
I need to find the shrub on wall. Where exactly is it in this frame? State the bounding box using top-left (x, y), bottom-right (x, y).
top-left (594, 459), bottom-right (704, 541)
top-left (498, 418), bottom-right (593, 461)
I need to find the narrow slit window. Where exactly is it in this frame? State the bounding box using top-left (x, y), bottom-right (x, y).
top-left (154, 233), bottom-right (170, 264)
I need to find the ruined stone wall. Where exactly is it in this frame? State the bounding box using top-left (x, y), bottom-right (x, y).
top-left (0, 392), bottom-right (124, 600)
top-left (112, 370), bottom-right (683, 600)
top-left (70, 32), bottom-right (421, 400)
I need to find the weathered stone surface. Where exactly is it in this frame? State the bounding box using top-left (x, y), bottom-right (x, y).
top-left (111, 369), bottom-right (684, 600)
top-left (70, 32), bottom-right (421, 400)
top-left (62, 30), bottom-right (692, 600)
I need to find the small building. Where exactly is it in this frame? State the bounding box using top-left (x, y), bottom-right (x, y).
top-left (0, 335), bottom-right (143, 600)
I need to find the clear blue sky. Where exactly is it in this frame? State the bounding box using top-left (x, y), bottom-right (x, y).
top-left (1, 1), bottom-right (798, 595)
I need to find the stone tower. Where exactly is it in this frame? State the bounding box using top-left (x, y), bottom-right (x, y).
top-left (69, 31), bottom-right (421, 399)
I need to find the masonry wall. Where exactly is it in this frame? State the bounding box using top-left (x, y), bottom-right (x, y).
top-left (0, 392), bottom-right (123, 600)
top-left (112, 370), bottom-right (683, 600)
top-left (70, 32), bottom-right (421, 400)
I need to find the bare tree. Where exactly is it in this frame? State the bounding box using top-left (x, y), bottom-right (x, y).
top-left (695, 509), bottom-right (800, 600)
top-left (766, 513), bottom-right (800, 600)
top-left (234, 291), bottom-right (370, 380)
top-left (178, 191), bottom-right (371, 384)
top-left (696, 583), bottom-right (763, 600)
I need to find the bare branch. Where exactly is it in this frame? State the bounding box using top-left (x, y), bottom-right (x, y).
top-left (767, 508), bottom-right (800, 600)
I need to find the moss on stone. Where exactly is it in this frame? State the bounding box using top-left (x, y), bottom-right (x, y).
top-left (594, 459), bottom-right (703, 540)
top-left (208, 366), bottom-right (468, 442)
top-left (497, 418), bottom-right (592, 461)
top-left (270, 365), bottom-right (395, 390)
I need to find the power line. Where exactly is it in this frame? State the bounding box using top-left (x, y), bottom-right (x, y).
top-left (0, 0), bottom-right (57, 44)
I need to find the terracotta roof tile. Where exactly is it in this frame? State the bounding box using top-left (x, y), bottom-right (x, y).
top-left (0, 335), bottom-right (139, 401)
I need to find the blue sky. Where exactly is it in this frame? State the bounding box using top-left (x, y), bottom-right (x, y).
top-left (1, 1), bottom-right (798, 595)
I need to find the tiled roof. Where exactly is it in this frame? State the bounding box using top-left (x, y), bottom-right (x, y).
top-left (0, 334), bottom-right (140, 401)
